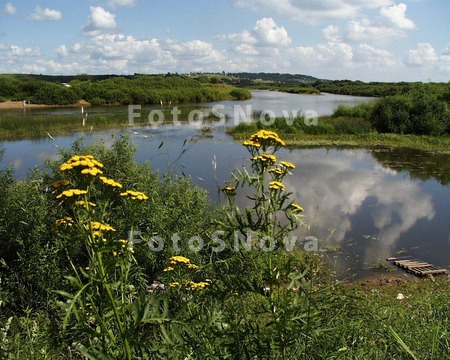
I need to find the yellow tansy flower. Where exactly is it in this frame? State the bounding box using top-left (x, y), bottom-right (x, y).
top-left (75, 200), bottom-right (96, 208)
top-left (99, 176), bottom-right (123, 188)
top-left (290, 203), bottom-right (304, 212)
top-left (221, 185), bottom-right (236, 194)
top-left (280, 161), bottom-right (296, 169)
top-left (55, 217), bottom-right (74, 227)
top-left (268, 168), bottom-right (283, 175)
top-left (269, 181), bottom-right (285, 191)
top-left (85, 221), bottom-right (116, 232)
top-left (120, 190), bottom-right (149, 200)
top-left (52, 179), bottom-right (70, 188)
top-left (56, 189), bottom-right (88, 199)
top-left (169, 256), bottom-right (191, 264)
top-left (81, 167), bottom-right (103, 176)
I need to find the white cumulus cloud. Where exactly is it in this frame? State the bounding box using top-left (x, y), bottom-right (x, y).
top-left (31, 6), bottom-right (62, 21)
top-left (380, 3), bottom-right (415, 30)
top-left (10, 45), bottom-right (40, 56)
top-left (218, 17), bottom-right (290, 50)
top-left (406, 42), bottom-right (437, 67)
top-left (83, 7), bottom-right (116, 36)
top-left (56, 44), bottom-right (68, 57)
top-left (253, 17), bottom-right (291, 46)
top-left (5, 2), bottom-right (16, 15)
top-left (347, 19), bottom-right (405, 43)
top-left (234, 0), bottom-right (393, 24)
top-left (323, 25), bottom-right (341, 42)
top-left (108, 0), bottom-right (137, 8)
top-left (355, 43), bottom-right (398, 68)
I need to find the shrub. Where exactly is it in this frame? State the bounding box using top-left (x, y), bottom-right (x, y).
top-left (370, 94), bottom-right (450, 135)
top-left (31, 82), bottom-right (79, 105)
top-left (230, 88), bottom-right (252, 100)
top-left (332, 102), bottom-right (375, 120)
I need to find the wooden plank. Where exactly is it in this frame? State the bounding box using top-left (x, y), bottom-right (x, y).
top-left (394, 260), bottom-right (429, 265)
top-left (420, 269), bottom-right (448, 275)
top-left (387, 255), bottom-right (448, 277)
top-left (395, 262), bottom-right (430, 268)
top-left (386, 256), bottom-right (412, 261)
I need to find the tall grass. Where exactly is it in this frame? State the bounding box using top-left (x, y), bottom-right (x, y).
top-left (2, 134), bottom-right (450, 358)
top-left (0, 106), bottom-right (226, 140)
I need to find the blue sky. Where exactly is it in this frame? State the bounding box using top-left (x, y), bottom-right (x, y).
top-left (0, 0), bottom-right (449, 81)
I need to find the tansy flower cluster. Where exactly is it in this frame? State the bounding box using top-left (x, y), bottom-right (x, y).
top-left (75, 200), bottom-right (96, 208)
top-left (120, 190), bottom-right (149, 200)
top-left (168, 280), bottom-right (211, 291)
top-left (221, 185), bottom-right (236, 195)
top-left (55, 216), bottom-right (74, 227)
top-left (247, 129), bottom-right (286, 151)
top-left (52, 179), bottom-right (70, 188)
top-left (252, 153), bottom-right (277, 165)
top-left (268, 167), bottom-right (283, 176)
top-left (99, 176), bottom-right (122, 188)
top-left (280, 161), bottom-right (295, 169)
top-left (164, 256), bottom-right (200, 272)
top-left (60, 155), bottom-right (104, 176)
top-left (56, 189), bottom-right (88, 199)
top-left (85, 221), bottom-right (116, 232)
top-left (186, 280), bottom-right (211, 291)
top-left (269, 181), bottom-right (285, 191)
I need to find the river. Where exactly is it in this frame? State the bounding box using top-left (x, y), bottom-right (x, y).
top-left (1, 90), bottom-right (449, 280)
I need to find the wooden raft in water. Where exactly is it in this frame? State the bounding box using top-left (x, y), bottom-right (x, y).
top-left (386, 256), bottom-right (448, 277)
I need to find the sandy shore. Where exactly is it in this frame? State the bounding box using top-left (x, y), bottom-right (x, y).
top-left (0, 100), bottom-right (89, 110)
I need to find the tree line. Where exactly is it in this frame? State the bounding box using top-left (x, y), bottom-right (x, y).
top-left (0, 74), bottom-right (250, 105)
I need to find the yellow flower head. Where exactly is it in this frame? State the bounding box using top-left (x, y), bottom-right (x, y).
top-left (75, 200), bottom-right (96, 208)
top-left (290, 203), bottom-right (304, 212)
top-left (81, 167), bottom-right (103, 176)
top-left (99, 176), bottom-right (123, 188)
top-left (280, 161), bottom-right (296, 169)
top-left (169, 256), bottom-right (191, 265)
top-left (52, 179), bottom-right (70, 188)
top-left (269, 181), bottom-right (285, 191)
top-left (56, 189), bottom-right (88, 199)
top-left (120, 190), bottom-right (149, 200)
top-left (248, 130), bottom-right (286, 150)
top-left (242, 140), bottom-right (261, 148)
top-left (186, 281), bottom-right (210, 291)
top-left (268, 167), bottom-right (283, 176)
top-left (55, 216), bottom-right (74, 227)
top-left (85, 221), bottom-right (116, 232)
top-left (60, 155), bottom-right (104, 173)
top-left (221, 185), bottom-right (236, 194)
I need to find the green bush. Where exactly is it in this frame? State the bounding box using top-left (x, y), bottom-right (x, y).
top-left (229, 88), bottom-right (252, 100)
top-left (370, 94), bottom-right (450, 135)
top-left (332, 102), bottom-right (375, 120)
top-left (31, 83), bottom-right (79, 105)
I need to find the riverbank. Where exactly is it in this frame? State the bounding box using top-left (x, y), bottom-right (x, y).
top-left (0, 100), bottom-right (89, 110)
top-left (229, 128), bottom-right (450, 153)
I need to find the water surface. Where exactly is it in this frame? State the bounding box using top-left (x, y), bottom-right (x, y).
top-left (1, 91), bottom-right (449, 279)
